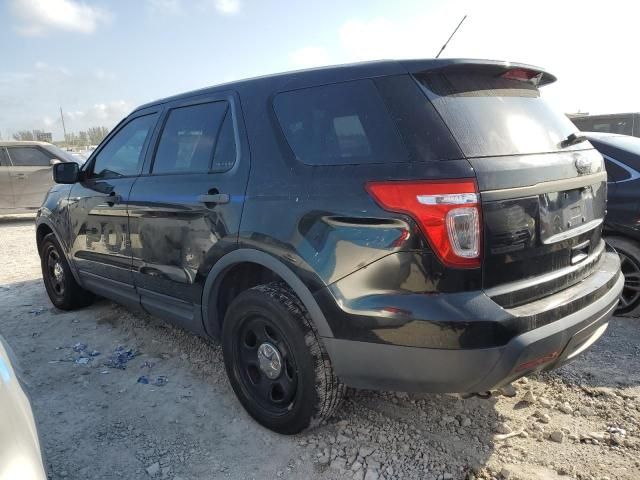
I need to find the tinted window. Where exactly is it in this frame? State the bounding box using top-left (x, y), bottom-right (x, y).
top-left (375, 75), bottom-right (462, 162)
top-left (573, 116), bottom-right (634, 135)
top-left (604, 158), bottom-right (631, 182)
top-left (0, 148), bottom-right (9, 167)
top-left (417, 71), bottom-right (582, 157)
top-left (92, 114), bottom-right (157, 179)
top-left (274, 80), bottom-right (408, 165)
top-left (211, 110), bottom-right (237, 172)
top-left (7, 147), bottom-right (51, 166)
top-left (153, 102), bottom-right (232, 174)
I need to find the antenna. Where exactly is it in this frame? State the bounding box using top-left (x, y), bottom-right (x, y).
top-left (435, 15), bottom-right (467, 59)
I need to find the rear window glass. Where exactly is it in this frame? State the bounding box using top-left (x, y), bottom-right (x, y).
top-left (417, 71), bottom-right (582, 157)
top-left (273, 80), bottom-right (408, 165)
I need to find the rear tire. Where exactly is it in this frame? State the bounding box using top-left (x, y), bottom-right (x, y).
top-left (607, 236), bottom-right (640, 316)
top-left (40, 233), bottom-right (94, 310)
top-left (222, 282), bottom-right (345, 434)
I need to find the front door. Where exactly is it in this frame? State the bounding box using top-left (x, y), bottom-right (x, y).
top-left (68, 112), bottom-right (159, 301)
top-left (127, 93), bottom-right (249, 330)
top-left (5, 145), bottom-right (55, 209)
top-left (0, 148), bottom-right (14, 210)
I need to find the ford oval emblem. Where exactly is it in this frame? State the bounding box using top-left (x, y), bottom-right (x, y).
top-left (574, 154), bottom-right (592, 175)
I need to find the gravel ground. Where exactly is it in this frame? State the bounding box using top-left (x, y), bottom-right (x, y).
top-left (0, 216), bottom-right (638, 480)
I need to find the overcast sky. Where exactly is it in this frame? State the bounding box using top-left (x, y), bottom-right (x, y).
top-left (0, 0), bottom-right (637, 140)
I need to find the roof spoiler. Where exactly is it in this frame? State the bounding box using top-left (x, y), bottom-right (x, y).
top-left (400, 58), bottom-right (557, 87)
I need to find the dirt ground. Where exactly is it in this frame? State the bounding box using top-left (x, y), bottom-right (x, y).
top-left (0, 216), bottom-right (638, 480)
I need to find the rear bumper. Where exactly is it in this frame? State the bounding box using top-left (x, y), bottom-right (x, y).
top-left (323, 252), bottom-right (622, 393)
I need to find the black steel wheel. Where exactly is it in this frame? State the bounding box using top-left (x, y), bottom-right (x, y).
top-left (235, 315), bottom-right (298, 415)
top-left (222, 282), bottom-right (345, 434)
top-left (607, 236), bottom-right (640, 315)
top-left (40, 233), bottom-right (94, 310)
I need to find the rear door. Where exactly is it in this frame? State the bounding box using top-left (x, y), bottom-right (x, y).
top-left (68, 111), bottom-right (159, 298)
top-left (127, 92), bottom-right (249, 330)
top-left (5, 146), bottom-right (55, 209)
top-left (0, 148), bottom-right (14, 210)
top-left (415, 67), bottom-right (607, 307)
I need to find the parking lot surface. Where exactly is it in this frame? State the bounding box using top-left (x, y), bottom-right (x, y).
top-left (0, 216), bottom-right (639, 480)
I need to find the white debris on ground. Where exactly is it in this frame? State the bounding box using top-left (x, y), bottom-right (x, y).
top-left (0, 217), bottom-right (638, 480)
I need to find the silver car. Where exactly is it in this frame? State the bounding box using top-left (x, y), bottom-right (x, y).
top-left (0, 336), bottom-right (47, 479)
top-left (0, 141), bottom-right (79, 213)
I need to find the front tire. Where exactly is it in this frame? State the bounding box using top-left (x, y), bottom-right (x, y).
top-left (222, 282), bottom-right (345, 434)
top-left (607, 236), bottom-right (640, 315)
top-left (40, 233), bottom-right (94, 310)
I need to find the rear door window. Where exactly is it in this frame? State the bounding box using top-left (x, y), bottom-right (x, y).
top-left (6, 147), bottom-right (51, 166)
top-left (416, 71), bottom-right (584, 158)
top-left (273, 80), bottom-right (408, 165)
top-left (152, 101), bottom-right (234, 174)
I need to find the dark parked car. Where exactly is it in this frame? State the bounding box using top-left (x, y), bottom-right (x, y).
top-left (585, 132), bottom-right (640, 314)
top-left (36, 59), bottom-right (622, 434)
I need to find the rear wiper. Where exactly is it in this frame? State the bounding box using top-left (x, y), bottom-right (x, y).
top-left (560, 133), bottom-right (587, 148)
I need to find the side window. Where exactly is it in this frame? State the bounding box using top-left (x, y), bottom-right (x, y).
top-left (273, 80), bottom-right (408, 166)
top-left (153, 101), bottom-right (235, 174)
top-left (0, 148), bottom-right (10, 167)
top-left (91, 114), bottom-right (157, 179)
top-left (604, 157), bottom-right (631, 182)
top-left (6, 147), bottom-right (51, 166)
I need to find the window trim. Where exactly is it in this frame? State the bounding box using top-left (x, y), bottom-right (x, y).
top-left (5, 146), bottom-right (53, 167)
top-left (148, 99), bottom-right (234, 176)
top-left (83, 111), bottom-right (159, 181)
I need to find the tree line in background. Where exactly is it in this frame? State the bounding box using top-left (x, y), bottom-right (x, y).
top-left (10, 127), bottom-right (110, 147)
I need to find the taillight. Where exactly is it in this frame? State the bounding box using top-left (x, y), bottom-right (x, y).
top-left (366, 179), bottom-right (481, 268)
top-left (501, 68), bottom-right (543, 85)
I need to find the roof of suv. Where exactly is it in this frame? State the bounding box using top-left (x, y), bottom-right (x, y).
top-left (134, 58), bottom-right (555, 113)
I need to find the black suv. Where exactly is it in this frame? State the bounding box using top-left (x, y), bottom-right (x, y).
top-left (36, 59), bottom-right (622, 434)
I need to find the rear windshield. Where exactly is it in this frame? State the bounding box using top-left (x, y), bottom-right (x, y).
top-left (417, 71), bottom-right (583, 158)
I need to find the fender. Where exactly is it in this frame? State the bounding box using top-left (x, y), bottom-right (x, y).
top-left (201, 248), bottom-right (334, 339)
top-left (35, 217), bottom-right (83, 285)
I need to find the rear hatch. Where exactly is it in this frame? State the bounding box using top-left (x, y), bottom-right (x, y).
top-left (414, 63), bottom-right (607, 307)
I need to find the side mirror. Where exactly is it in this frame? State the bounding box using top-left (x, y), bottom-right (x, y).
top-left (53, 162), bottom-right (80, 184)
top-left (49, 158), bottom-right (62, 166)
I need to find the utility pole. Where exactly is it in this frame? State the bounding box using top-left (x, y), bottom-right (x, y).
top-left (435, 15), bottom-right (467, 59)
top-left (59, 107), bottom-right (68, 144)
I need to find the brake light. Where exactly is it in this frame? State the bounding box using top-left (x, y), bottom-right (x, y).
top-left (501, 68), bottom-right (542, 85)
top-left (366, 179), bottom-right (481, 268)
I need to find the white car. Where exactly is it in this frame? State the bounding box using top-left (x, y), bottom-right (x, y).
top-left (0, 336), bottom-right (47, 480)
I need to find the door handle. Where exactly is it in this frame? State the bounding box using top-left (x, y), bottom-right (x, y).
top-left (14, 173), bottom-right (26, 179)
top-left (198, 193), bottom-right (230, 205)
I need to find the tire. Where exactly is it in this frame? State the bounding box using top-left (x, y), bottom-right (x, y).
top-left (222, 281), bottom-right (345, 434)
top-left (40, 233), bottom-right (95, 310)
top-left (606, 236), bottom-right (640, 316)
